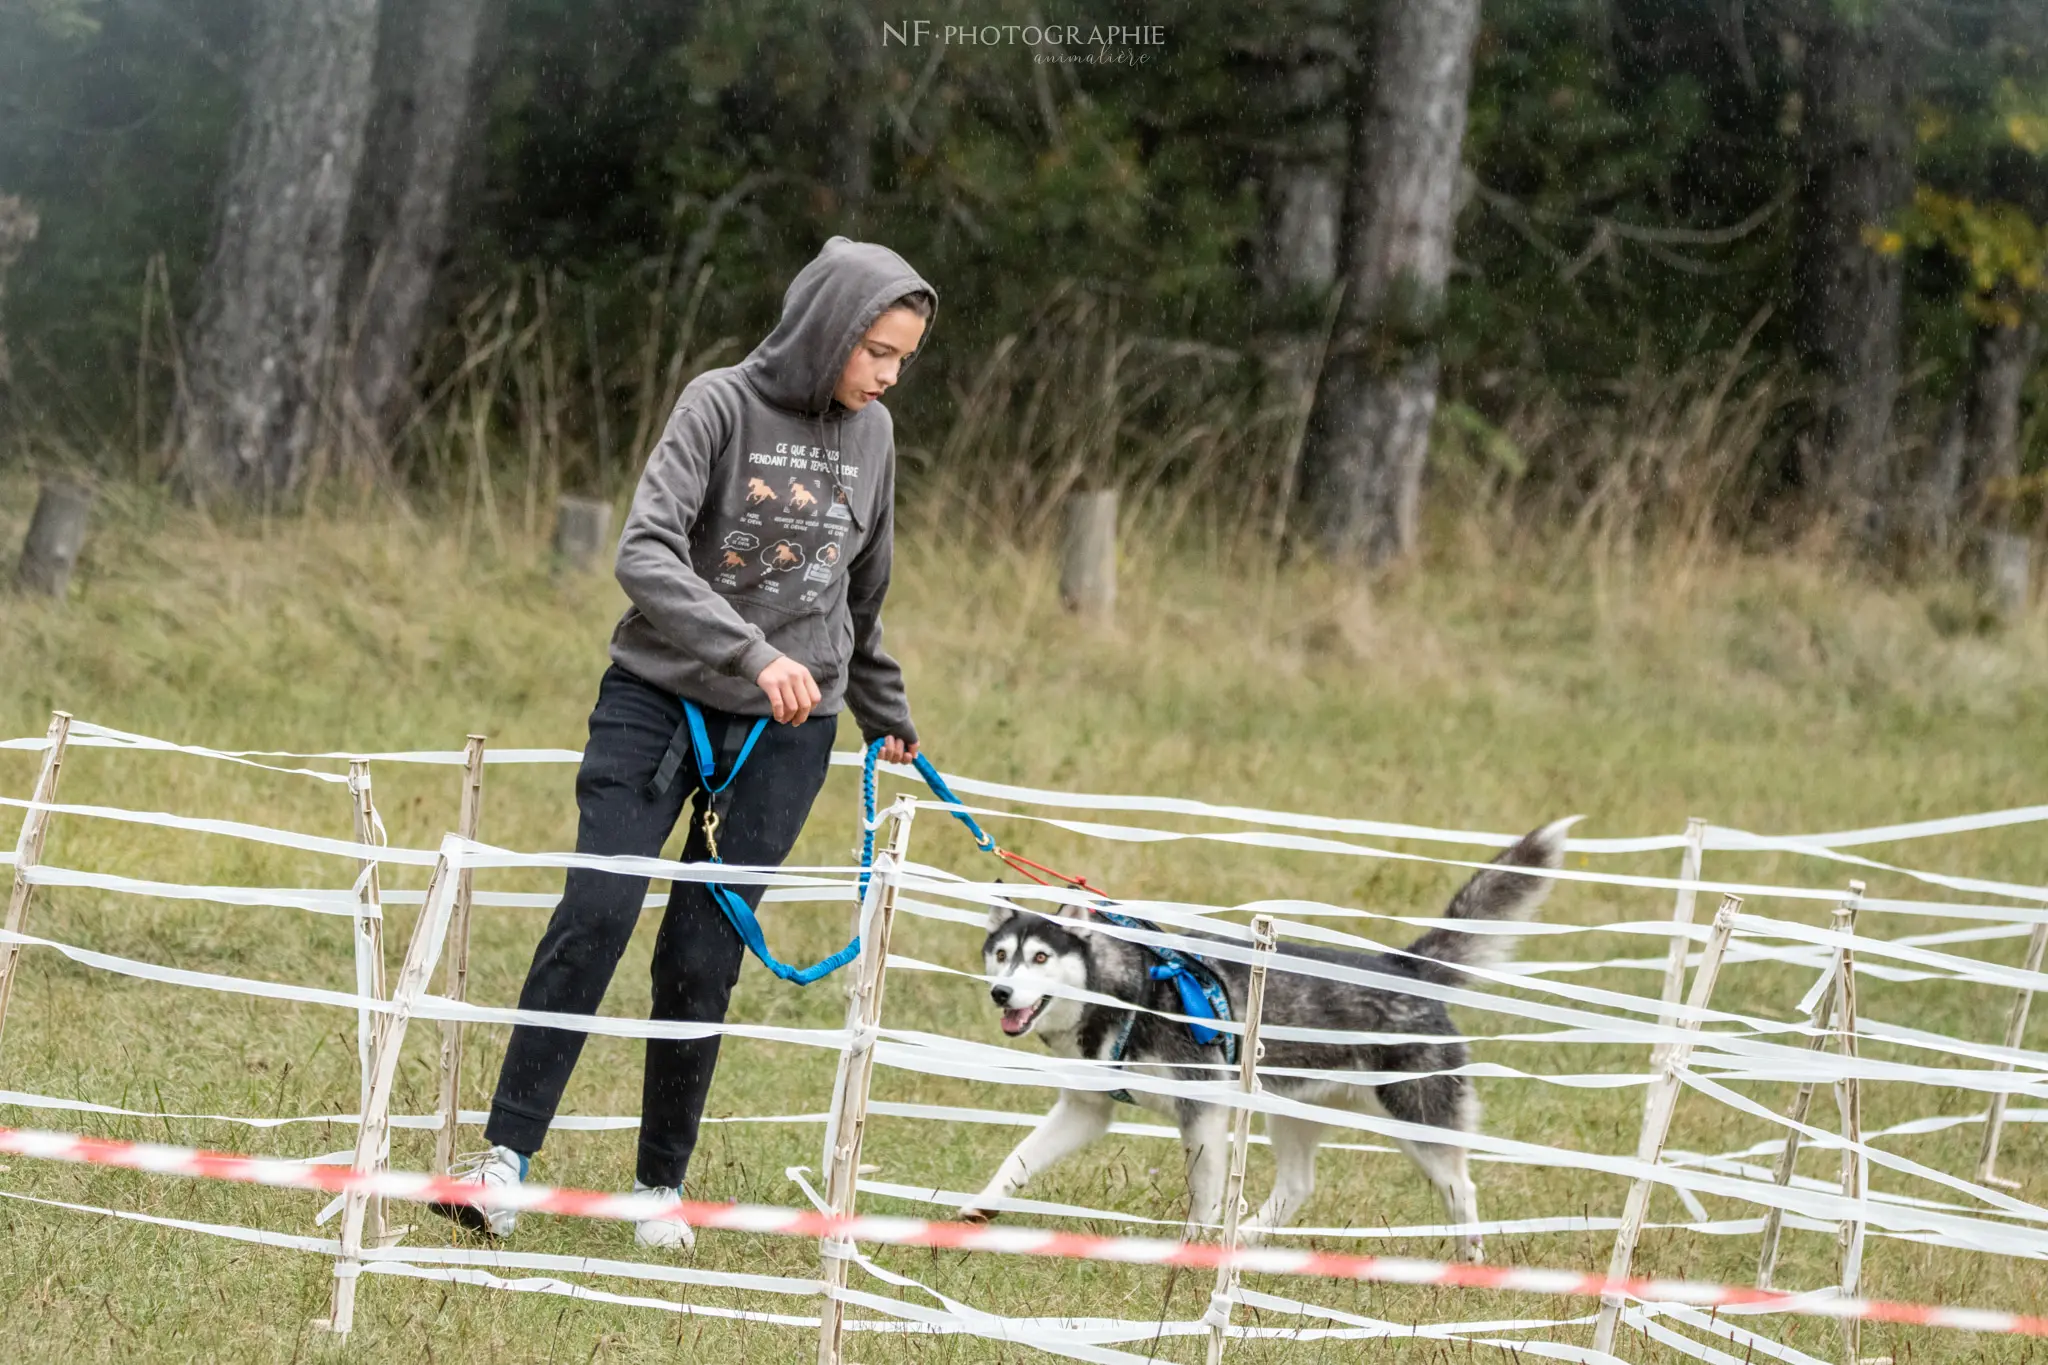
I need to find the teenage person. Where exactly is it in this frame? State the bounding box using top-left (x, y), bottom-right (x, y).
top-left (433, 237), bottom-right (933, 1248)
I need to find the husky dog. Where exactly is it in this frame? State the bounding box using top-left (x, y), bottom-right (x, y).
top-left (964, 819), bottom-right (1572, 1262)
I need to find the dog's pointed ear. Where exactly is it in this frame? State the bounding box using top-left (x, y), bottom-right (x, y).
top-left (1052, 896), bottom-right (1093, 922)
top-left (985, 900), bottom-right (1015, 932)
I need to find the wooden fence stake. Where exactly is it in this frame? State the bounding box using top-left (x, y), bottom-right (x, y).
top-left (553, 496), bottom-right (613, 571)
top-left (13, 480), bottom-right (92, 597)
top-left (1976, 919), bottom-right (2048, 1189)
top-left (1833, 901), bottom-right (1881, 1365)
top-left (0, 711), bottom-right (72, 1065)
top-left (1648, 817), bottom-right (1708, 1081)
top-left (434, 735), bottom-right (487, 1174)
top-left (1756, 882), bottom-right (1863, 1290)
top-left (1206, 914), bottom-right (1277, 1365)
top-left (317, 844), bottom-right (464, 1338)
top-left (1592, 896), bottom-right (1739, 1356)
top-left (1059, 490), bottom-right (1117, 622)
top-left (1983, 529), bottom-right (2032, 623)
top-left (817, 794), bottom-right (916, 1365)
top-left (346, 761), bottom-right (393, 1245)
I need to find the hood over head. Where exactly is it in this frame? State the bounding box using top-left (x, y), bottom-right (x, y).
top-left (739, 236), bottom-right (938, 417)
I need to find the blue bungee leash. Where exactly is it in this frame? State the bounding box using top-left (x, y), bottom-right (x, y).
top-left (682, 700), bottom-right (860, 986)
top-left (857, 733), bottom-right (995, 900)
top-left (859, 737), bottom-right (1237, 1063)
top-left (682, 697), bottom-right (990, 986)
top-left (691, 697), bottom-right (1241, 1058)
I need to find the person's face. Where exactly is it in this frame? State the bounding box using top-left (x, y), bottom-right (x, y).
top-left (834, 307), bottom-right (927, 411)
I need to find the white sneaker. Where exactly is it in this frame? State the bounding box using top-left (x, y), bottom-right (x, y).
top-left (431, 1145), bottom-right (528, 1237)
top-left (632, 1181), bottom-right (696, 1251)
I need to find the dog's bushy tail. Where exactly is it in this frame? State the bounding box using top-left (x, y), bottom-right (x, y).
top-left (1404, 818), bottom-right (1576, 985)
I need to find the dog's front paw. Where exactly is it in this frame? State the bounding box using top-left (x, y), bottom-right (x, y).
top-left (955, 1206), bottom-right (996, 1226)
top-left (1460, 1240), bottom-right (1485, 1265)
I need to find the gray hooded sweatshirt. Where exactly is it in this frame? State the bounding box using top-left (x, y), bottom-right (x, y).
top-left (609, 236), bottom-right (933, 742)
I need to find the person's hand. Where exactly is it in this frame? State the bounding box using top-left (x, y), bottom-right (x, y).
top-left (755, 655), bottom-right (821, 725)
top-left (879, 736), bottom-right (919, 765)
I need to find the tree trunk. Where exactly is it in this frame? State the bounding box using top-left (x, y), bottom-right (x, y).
top-left (1256, 19), bottom-right (1349, 303)
top-left (1255, 10), bottom-right (1351, 493)
top-left (343, 0), bottom-right (493, 458)
top-left (1907, 311), bottom-right (2035, 572)
top-left (1960, 310), bottom-right (2040, 535)
top-left (825, 0), bottom-right (876, 230)
top-left (0, 194), bottom-right (38, 394)
top-left (1916, 401), bottom-right (1967, 560)
top-left (1791, 6), bottom-right (1911, 535)
top-left (174, 0), bottom-right (383, 501)
top-left (1295, 0), bottom-right (1480, 567)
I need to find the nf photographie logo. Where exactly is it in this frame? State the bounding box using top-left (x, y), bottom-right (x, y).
top-left (881, 20), bottom-right (1166, 65)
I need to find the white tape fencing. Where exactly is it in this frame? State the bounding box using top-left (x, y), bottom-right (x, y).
top-left (1, 715), bottom-right (2045, 1363)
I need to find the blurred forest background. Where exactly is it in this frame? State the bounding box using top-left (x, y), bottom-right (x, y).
top-left (3, 0), bottom-right (2048, 583)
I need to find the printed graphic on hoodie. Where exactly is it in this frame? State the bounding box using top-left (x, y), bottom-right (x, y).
top-left (711, 439), bottom-right (860, 605)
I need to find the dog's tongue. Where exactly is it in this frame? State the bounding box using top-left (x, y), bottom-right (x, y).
top-left (1000, 1007), bottom-right (1035, 1035)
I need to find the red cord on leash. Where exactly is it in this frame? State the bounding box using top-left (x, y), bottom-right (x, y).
top-left (994, 845), bottom-right (1105, 895)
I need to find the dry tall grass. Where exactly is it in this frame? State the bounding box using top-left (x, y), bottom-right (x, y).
top-left (16, 260), bottom-right (2038, 625)
top-left (18, 269), bottom-right (1931, 574)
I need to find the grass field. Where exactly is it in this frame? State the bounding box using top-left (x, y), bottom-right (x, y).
top-left (3, 477), bottom-right (2047, 1363)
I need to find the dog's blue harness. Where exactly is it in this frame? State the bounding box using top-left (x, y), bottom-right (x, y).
top-left (1097, 921), bottom-right (1238, 1106)
top-left (1091, 910), bottom-right (1238, 1059)
top-left (1106, 1012), bottom-right (1142, 1107)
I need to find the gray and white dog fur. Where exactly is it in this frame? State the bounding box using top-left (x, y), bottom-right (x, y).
top-left (965, 818), bottom-right (1573, 1262)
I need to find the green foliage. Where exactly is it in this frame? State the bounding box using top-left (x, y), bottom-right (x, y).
top-left (453, 0), bottom-right (1263, 453)
top-left (3, 0), bottom-right (2047, 499)
top-left (1898, 20), bottom-right (2048, 402)
top-left (1898, 187), bottom-right (2048, 324)
top-left (1452, 0), bottom-right (1798, 395)
top-left (0, 0), bottom-right (247, 408)
top-left (1995, 77), bottom-right (2048, 156)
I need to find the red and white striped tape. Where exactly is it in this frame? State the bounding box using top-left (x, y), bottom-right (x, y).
top-left (2, 1125), bottom-right (2041, 1338)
